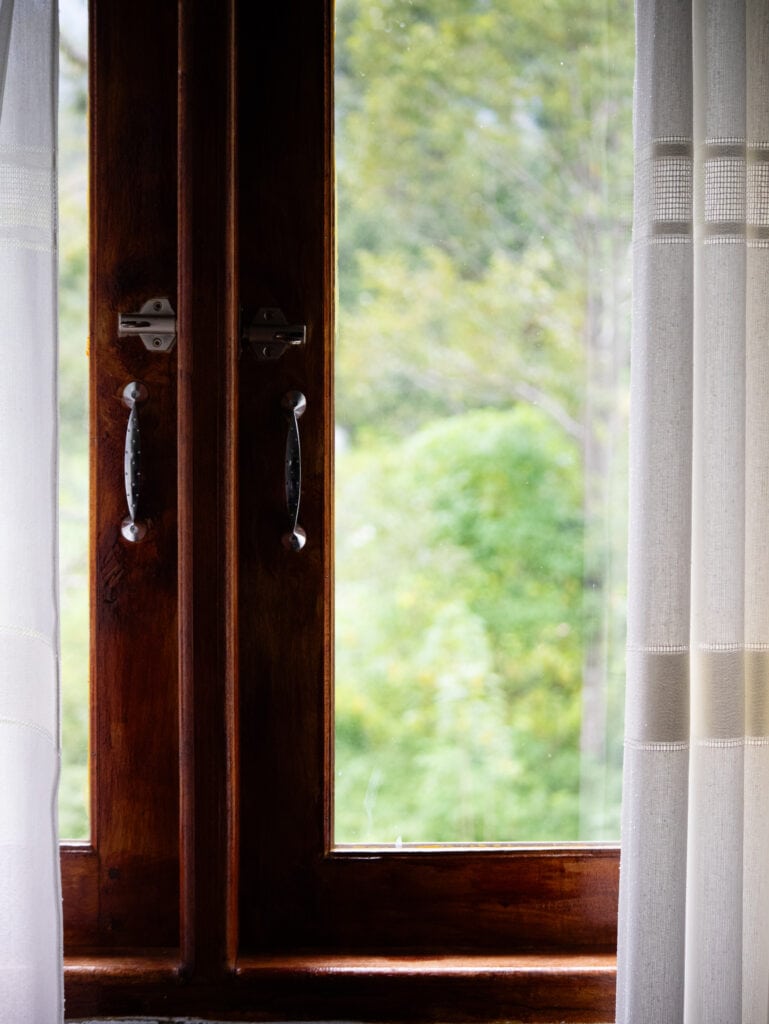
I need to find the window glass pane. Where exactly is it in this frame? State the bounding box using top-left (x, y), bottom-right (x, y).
top-left (59, 0), bottom-right (89, 840)
top-left (334, 0), bottom-right (633, 842)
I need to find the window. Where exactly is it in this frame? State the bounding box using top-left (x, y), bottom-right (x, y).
top-left (331, 0), bottom-right (631, 846)
top-left (63, 0), bottom-right (620, 1018)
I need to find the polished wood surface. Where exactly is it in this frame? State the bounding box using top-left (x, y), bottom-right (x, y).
top-left (235, 0), bottom-right (335, 954)
top-left (63, 0), bottom-right (180, 950)
top-left (64, 953), bottom-right (616, 1021)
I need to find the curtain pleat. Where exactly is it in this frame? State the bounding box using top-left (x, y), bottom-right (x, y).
top-left (618, 1), bottom-right (769, 1021)
top-left (0, 0), bottom-right (62, 1020)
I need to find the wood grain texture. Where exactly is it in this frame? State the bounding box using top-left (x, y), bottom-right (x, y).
top-left (63, 953), bottom-right (616, 1021)
top-left (235, 0), bottom-right (335, 955)
top-left (70, 0), bottom-right (180, 949)
top-left (62, 845), bottom-right (98, 948)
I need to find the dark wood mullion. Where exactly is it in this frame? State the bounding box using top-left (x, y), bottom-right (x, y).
top-left (177, 0), bottom-right (239, 979)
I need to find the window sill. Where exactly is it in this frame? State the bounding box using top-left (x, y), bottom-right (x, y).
top-left (64, 952), bottom-right (616, 1021)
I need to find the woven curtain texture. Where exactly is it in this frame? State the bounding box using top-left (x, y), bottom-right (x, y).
top-left (616, 0), bottom-right (769, 1021)
top-left (0, 0), bottom-right (62, 1020)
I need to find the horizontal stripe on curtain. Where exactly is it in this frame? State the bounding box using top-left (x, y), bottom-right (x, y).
top-left (0, 0), bottom-right (62, 1021)
top-left (617, 0), bottom-right (769, 1022)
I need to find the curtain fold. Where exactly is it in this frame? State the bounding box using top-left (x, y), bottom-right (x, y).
top-left (617, 1), bottom-right (769, 1021)
top-left (0, 0), bottom-right (62, 1020)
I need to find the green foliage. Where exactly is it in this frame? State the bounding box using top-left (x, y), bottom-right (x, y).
top-left (335, 407), bottom-right (585, 842)
top-left (336, 245), bottom-right (584, 439)
top-left (334, 0), bottom-right (633, 842)
top-left (58, 48), bottom-right (89, 840)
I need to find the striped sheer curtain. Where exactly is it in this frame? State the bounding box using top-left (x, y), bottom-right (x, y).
top-left (0, 0), bottom-right (62, 1020)
top-left (617, 0), bottom-right (769, 1021)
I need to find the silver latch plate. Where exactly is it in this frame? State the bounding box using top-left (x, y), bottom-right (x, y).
top-left (118, 297), bottom-right (177, 353)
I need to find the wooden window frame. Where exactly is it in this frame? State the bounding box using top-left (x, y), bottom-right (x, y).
top-left (61, 0), bottom-right (620, 1019)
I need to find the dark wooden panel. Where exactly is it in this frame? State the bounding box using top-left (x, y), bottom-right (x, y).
top-left (87, 0), bottom-right (179, 948)
top-left (61, 846), bottom-right (98, 948)
top-left (236, 0), bottom-right (334, 954)
top-left (313, 847), bottom-right (619, 952)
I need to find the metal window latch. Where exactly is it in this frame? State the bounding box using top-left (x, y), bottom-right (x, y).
top-left (118, 297), bottom-right (177, 353)
top-left (242, 307), bottom-right (306, 361)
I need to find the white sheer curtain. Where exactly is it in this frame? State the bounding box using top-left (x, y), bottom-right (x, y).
top-left (0, 0), bottom-right (62, 1021)
top-left (617, 0), bottom-right (769, 1021)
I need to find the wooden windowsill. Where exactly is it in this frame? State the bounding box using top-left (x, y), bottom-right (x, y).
top-left (64, 951), bottom-right (616, 1021)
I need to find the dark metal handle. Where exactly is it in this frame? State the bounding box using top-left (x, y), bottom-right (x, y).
top-left (121, 381), bottom-right (148, 542)
top-left (282, 390), bottom-right (306, 551)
